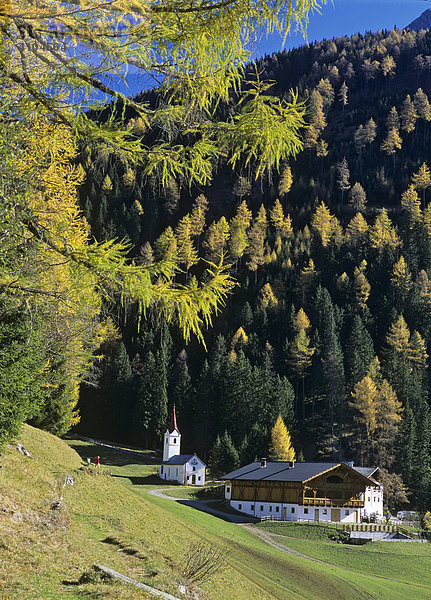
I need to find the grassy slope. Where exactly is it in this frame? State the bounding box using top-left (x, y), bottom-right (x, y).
top-left (1, 426), bottom-right (430, 600)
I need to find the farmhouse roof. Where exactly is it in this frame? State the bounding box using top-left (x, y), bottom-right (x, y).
top-left (221, 461), bottom-right (379, 485)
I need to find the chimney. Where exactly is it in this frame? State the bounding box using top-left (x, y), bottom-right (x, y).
top-left (289, 461), bottom-right (295, 468)
top-left (260, 458), bottom-right (267, 468)
top-left (346, 461), bottom-right (354, 467)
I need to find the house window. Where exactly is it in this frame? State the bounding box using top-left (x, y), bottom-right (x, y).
top-left (226, 486), bottom-right (231, 494)
top-left (187, 475), bottom-right (190, 480)
top-left (304, 508), bottom-right (309, 515)
top-left (345, 510), bottom-right (350, 516)
top-left (276, 506), bottom-right (280, 512)
top-left (260, 505), bottom-right (264, 511)
top-left (269, 506), bottom-right (272, 512)
top-left (161, 466), bottom-right (164, 474)
top-left (165, 437), bottom-right (168, 444)
top-left (367, 497), bottom-right (370, 502)
top-left (173, 438), bottom-right (177, 443)
top-left (323, 509), bottom-right (327, 515)
top-left (291, 507), bottom-right (295, 513)
top-left (193, 467), bottom-right (196, 471)
top-left (238, 504), bottom-right (242, 510)
top-left (251, 505), bottom-right (254, 511)
top-left (198, 476), bottom-right (201, 481)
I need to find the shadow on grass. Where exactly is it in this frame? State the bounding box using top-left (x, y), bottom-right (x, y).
top-left (113, 473), bottom-right (162, 485)
top-left (68, 442), bottom-right (157, 468)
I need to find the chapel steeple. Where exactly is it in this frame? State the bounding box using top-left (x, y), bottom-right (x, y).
top-left (163, 406), bottom-right (181, 462)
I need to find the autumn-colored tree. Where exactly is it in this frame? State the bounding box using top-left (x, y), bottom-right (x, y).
top-left (386, 315), bottom-right (411, 354)
top-left (349, 182), bottom-right (367, 213)
top-left (401, 185), bottom-right (422, 225)
top-left (175, 214), bottom-right (199, 274)
top-left (381, 128), bottom-right (402, 173)
top-left (288, 313), bottom-right (315, 421)
top-left (154, 226), bottom-right (178, 261)
top-left (338, 81), bottom-right (348, 111)
top-left (387, 107), bottom-right (400, 131)
top-left (259, 283), bottom-right (278, 310)
top-left (229, 201), bottom-right (252, 266)
top-left (400, 94), bottom-right (417, 134)
top-left (346, 213), bottom-right (368, 244)
top-left (204, 218), bottom-right (230, 263)
top-left (316, 78), bottom-right (335, 110)
top-left (411, 163), bottom-right (431, 208)
top-left (353, 266), bottom-right (371, 309)
top-left (246, 206), bottom-right (267, 281)
top-left (364, 118), bottom-right (377, 147)
top-left (270, 199), bottom-right (292, 238)
top-left (391, 256), bottom-right (412, 292)
top-left (336, 157), bottom-right (350, 205)
top-left (190, 195), bottom-right (209, 240)
top-left (369, 209), bottom-right (400, 251)
top-left (350, 374), bottom-right (377, 433)
top-left (269, 415), bottom-right (295, 461)
top-left (311, 202), bottom-right (335, 246)
top-left (278, 163), bottom-right (293, 199)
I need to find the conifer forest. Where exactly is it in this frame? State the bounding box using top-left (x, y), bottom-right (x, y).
top-left (3, 3), bottom-right (431, 513)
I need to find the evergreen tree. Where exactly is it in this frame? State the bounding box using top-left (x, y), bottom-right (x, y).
top-left (208, 432), bottom-right (239, 475)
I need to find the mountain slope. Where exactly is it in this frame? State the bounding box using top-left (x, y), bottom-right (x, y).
top-left (407, 9), bottom-right (431, 31)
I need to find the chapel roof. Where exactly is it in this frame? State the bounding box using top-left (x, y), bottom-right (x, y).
top-left (161, 454), bottom-right (206, 466)
top-left (221, 461), bottom-right (379, 484)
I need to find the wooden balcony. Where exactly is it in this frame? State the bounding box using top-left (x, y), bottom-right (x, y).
top-left (302, 498), bottom-right (365, 508)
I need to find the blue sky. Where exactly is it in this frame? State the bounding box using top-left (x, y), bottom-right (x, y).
top-left (97, 1), bottom-right (431, 98)
top-left (253, 0), bottom-right (431, 56)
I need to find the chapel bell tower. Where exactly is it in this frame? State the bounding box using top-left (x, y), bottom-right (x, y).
top-left (163, 406), bottom-right (181, 462)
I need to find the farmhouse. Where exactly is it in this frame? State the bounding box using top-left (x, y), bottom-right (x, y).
top-left (158, 407), bottom-right (206, 486)
top-left (222, 460), bottom-right (383, 523)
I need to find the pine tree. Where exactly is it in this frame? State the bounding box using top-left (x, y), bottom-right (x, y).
top-left (269, 415), bottom-right (295, 461)
top-left (345, 314), bottom-right (375, 388)
top-left (208, 432), bottom-right (239, 475)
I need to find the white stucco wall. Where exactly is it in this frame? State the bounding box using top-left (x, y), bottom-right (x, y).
top-left (159, 457), bottom-right (206, 486)
top-left (362, 484), bottom-right (383, 518)
top-left (162, 429), bottom-right (181, 462)
top-left (229, 500), bottom-right (360, 522)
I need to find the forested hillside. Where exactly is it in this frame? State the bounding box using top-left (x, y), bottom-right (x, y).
top-left (75, 26), bottom-right (431, 510)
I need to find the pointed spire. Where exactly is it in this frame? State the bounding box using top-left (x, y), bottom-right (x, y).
top-left (169, 405), bottom-right (180, 434)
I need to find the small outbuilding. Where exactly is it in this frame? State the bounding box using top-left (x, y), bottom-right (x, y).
top-left (158, 407), bottom-right (206, 486)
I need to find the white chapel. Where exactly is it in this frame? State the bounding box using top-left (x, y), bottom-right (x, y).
top-left (158, 406), bottom-right (206, 486)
